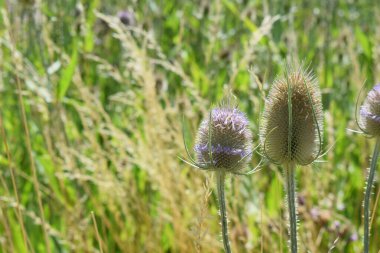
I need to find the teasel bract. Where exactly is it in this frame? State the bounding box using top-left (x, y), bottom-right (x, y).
top-left (261, 63), bottom-right (323, 253)
top-left (180, 93), bottom-right (259, 253)
top-left (357, 84), bottom-right (380, 253)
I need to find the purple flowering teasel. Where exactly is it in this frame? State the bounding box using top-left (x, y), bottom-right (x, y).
top-left (179, 95), bottom-right (259, 175)
top-left (359, 84), bottom-right (380, 136)
top-left (179, 93), bottom-right (259, 253)
top-left (357, 83), bottom-right (380, 253)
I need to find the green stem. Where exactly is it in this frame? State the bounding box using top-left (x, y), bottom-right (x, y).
top-left (363, 137), bottom-right (380, 253)
top-left (217, 171), bottom-right (232, 253)
top-left (285, 164), bottom-right (298, 253)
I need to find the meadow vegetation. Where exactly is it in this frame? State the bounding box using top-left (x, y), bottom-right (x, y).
top-left (0, 0), bottom-right (379, 252)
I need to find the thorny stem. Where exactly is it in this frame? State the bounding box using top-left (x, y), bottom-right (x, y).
top-left (285, 164), bottom-right (298, 253)
top-left (217, 171), bottom-right (232, 253)
top-left (363, 137), bottom-right (380, 253)
top-left (285, 74), bottom-right (298, 253)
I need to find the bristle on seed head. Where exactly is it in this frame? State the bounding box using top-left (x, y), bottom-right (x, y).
top-left (260, 63), bottom-right (323, 166)
top-left (194, 94), bottom-right (253, 172)
top-left (359, 84), bottom-right (380, 136)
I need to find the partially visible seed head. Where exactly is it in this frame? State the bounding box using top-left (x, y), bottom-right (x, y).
top-left (117, 10), bottom-right (135, 26)
top-left (260, 63), bottom-right (323, 165)
top-left (359, 84), bottom-right (380, 136)
top-left (194, 96), bottom-right (252, 172)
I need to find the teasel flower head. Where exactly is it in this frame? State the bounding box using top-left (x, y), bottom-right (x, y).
top-left (192, 95), bottom-right (253, 173)
top-left (180, 92), bottom-right (259, 253)
top-left (179, 92), bottom-right (256, 175)
top-left (359, 84), bottom-right (380, 137)
top-left (260, 63), bottom-right (323, 166)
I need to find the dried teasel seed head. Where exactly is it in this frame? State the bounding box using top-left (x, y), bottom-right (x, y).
top-left (261, 63), bottom-right (323, 165)
top-left (194, 96), bottom-right (252, 172)
top-left (359, 84), bottom-right (380, 136)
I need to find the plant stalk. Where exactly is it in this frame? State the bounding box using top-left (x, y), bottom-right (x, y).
top-left (217, 171), bottom-right (232, 253)
top-left (363, 137), bottom-right (380, 253)
top-left (285, 163), bottom-right (298, 253)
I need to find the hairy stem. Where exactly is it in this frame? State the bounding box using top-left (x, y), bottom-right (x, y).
top-left (363, 137), bottom-right (380, 253)
top-left (217, 171), bottom-right (232, 253)
top-left (285, 164), bottom-right (298, 253)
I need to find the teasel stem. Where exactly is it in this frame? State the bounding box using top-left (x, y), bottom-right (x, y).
top-left (363, 137), bottom-right (380, 253)
top-left (285, 68), bottom-right (298, 253)
top-left (285, 163), bottom-right (298, 253)
top-left (217, 171), bottom-right (232, 253)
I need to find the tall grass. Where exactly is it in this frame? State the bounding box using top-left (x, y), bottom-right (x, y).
top-left (0, 0), bottom-right (379, 252)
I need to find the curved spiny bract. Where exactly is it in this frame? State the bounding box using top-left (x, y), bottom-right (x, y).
top-left (261, 64), bottom-right (323, 166)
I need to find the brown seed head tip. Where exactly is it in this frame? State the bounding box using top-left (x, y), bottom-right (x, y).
top-left (360, 84), bottom-right (380, 136)
top-left (261, 63), bottom-right (323, 166)
top-left (194, 96), bottom-right (252, 172)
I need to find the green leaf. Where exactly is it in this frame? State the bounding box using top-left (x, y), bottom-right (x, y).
top-left (58, 43), bottom-right (78, 100)
top-left (355, 26), bottom-right (372, 59)
top-left (84, 0), bottom-right (100, 52)
top-left (222, 0), bottom-right (258, 32)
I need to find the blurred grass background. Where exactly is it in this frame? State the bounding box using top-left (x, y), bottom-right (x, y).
top-left (0, 0), bottom-right (379, 252)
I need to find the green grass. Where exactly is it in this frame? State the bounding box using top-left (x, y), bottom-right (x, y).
top-left (0, 0), bottom-right (379, 252)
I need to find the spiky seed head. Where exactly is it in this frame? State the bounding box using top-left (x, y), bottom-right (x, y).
top-left (359, 84), bottom-right (380, 136)
top-left (194, 96), bottom-right (252, 173)
top-left (260, 64), bottom-right (323, 166)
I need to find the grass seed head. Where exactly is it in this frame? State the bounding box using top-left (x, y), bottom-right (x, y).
top-left (359, 84), bottom-right (380, 136)
top-left (261, 63), bottom-right (323, 165)
top-left (194, 96), bottom-right (252, 172)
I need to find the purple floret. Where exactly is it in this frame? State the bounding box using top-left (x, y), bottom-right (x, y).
top-left (194, 144), bottom-right (247, 157)
top-left (360, 107), bottom-right (380, 123)
top-left (349, 232), bottom-right (358, 242)
top-left (211, 108), bottom-right (250, 130)
top-left (373, 84), bottom-right (380, 93)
